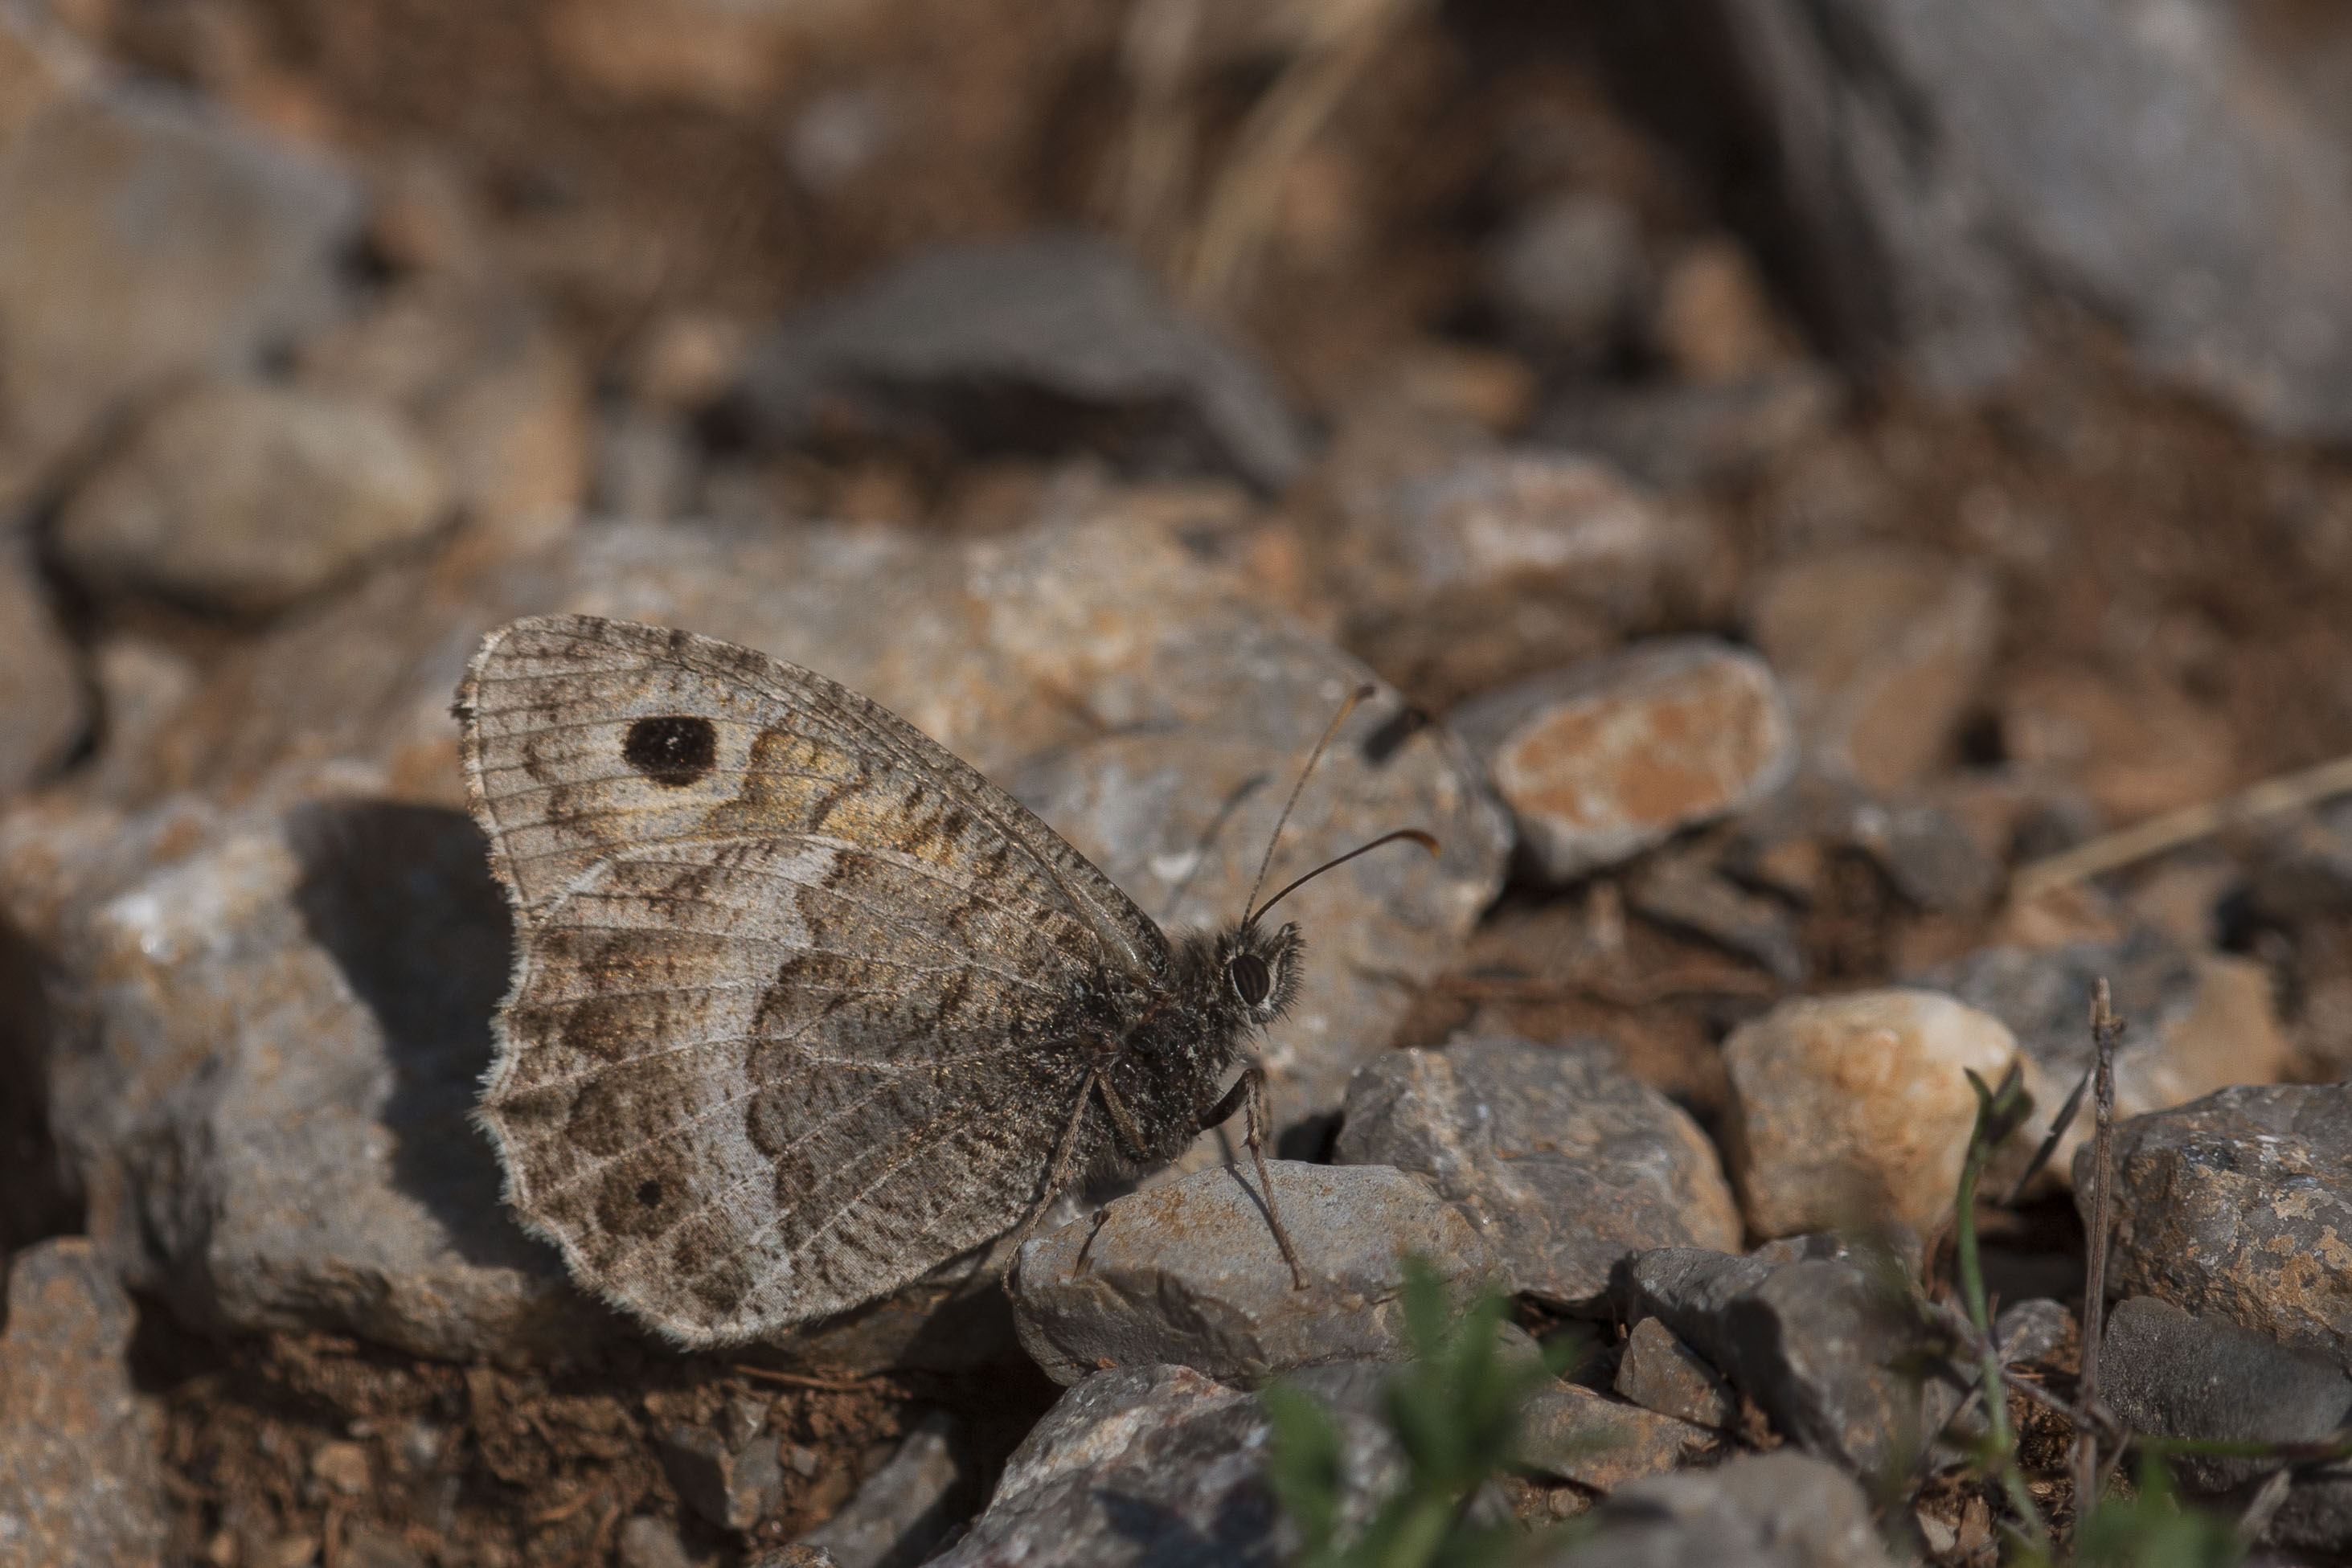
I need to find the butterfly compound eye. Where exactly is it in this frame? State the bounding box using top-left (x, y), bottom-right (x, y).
top-left (1229, 951), bottom-right (1274, 1007)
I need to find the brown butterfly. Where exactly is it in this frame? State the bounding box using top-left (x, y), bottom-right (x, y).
top-left (456, 614), bottom-right (1428, 1344)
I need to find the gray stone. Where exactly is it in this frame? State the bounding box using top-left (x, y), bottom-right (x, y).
top-left (2100, 1296), bottom-right (2352, 1554)
top-left (1992, 1297), bottom-right (2070, 1368)
top-left (799, 1412), bottom-right (973, 1568)
top-left (1745, 546), bottom-right (2000, 796)
top-left (294, 276), bottom-right (589, 544)
top-left (738, 234), bottom-right (1307, 490)
top-left (928, 1362), bottom-right (1399, 1568)
top-left (0, 81), bottom-right (361, 515)
top-left (1722, 989), bottom-right (2043, 1240)
top-left (0, 535), bottom-right (83, 796)
top-left (1010, 1161), bottom-right (1502, 1386)
top-left (1333, 1038), bottom-right (1742, 1312)
top-left (660, 1424), bottom-right (785, 1532)
top-left (1486, 191), bottom-right (1645, 357)
top-left (2080, 1084), bottom-right (2352, 1368)
top-left (1657, 0), bottom-right (2352, 439)
top-left (1519, 1381), bottom-right (1721, 1492)
top-left (1615, 1247), bottom-right (1945, 1474)
top-left (1326, 443), bottom-right (1722, 710)
top-left (617, 1516), bottom-right (695, 1568)
top-left (56, 376), bottom-right (449, 615)
top-left (1925, 935), bottom-right (2293, 1184)
top-left (2, 510), bottom-right (1502, 1365)
top-left (1449, 637), bottom-right (1795, 881)
top-left (1541, 1449), bottom-right (1890, 1568)
top-left (0, 1238), bottom-right (169, 1568)
top-left (1534, 366), bottom-right (1842, 491)
top-left (1625, 850), bottom-right (1806, 984)
top-left (1614, 1316), bottom-right (1736, 1431)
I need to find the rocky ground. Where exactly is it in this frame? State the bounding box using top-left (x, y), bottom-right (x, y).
top-left (3, 2), bottom-right (2352, 1565)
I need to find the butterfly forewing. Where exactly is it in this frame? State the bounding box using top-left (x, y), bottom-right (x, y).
top-left (457, 614), bottom-right (1168, 1341)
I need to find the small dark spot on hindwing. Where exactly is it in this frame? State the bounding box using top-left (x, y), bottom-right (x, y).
top-left (623, 714), bottom-right (719, 787)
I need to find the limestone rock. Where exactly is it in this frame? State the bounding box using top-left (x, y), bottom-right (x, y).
top-left (2099, 1296), bottom-right (2352, 1554)
top-left (1614, 1247), bottom-right (1945, 1475)
top-left (1746, 545), bottom-right (2000, 795)
top-left (56, 377), bottom-right (448, 615)
top-left (1659, 0), bottom-right (2352, 440)
top-left (0, 82), bottom-right (361, 515)
top-left (1541, 1449), bottom-right (1890, 1568)
top-left (1010, 1161), bottom-right (1502, 1386)
top-left (798, 1412), bottom-right (973, 1568)
top-left (1450, 637), bottom-right (1795, 881)
top-left (2081, 1084), bottom-right (2352, 1368)
top-left (1722, 989), bottom-right (2043, 1239)
top-left (1519, 1381), bottom-right (1721, 1492)
top-left (0, 1238), bottom-right (169, 1568)
top-left (1614, 1316), bottom-right (1736, 1431)
top-left (738, 235), bottom-right (1307, 491)
top-left (928, 1362), bottom-right (1401, 1568)
top-left (1330, 446), bottom-right (1722, 709)
top-left (1920, 935), bottom-right (2293, 1181)
top-left (1333, 1038), bottom-right (1741, 1311)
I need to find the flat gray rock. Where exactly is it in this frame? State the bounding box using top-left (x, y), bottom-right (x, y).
top-left (0, 1238), bottom-right (169, 1568)
top-left (2100, 1296), bottom-right (2352, 1554)
top-left (1539, 1449), bottom-right (1890, 1568)
top-left (1920, 934), bottom-right (2292, 1179)
top-left (1614, 1247), bottom-right (1948, 1475)
top-left (1010, 1161), bottom-right (1503, 1386)
top-left (1518, 1382), bottom-right (1721, 1492)
top-left (2, 511), bottom-right (1503, 1364)
top-left (737, 234), bottom-right (1306, 490)
top-left (1614, 1316), bottom-right (1736, 1431)
top-left (56, 375), bottom-right (448, 616)
top-left (1334, 1038), bottom-right (1741, 1312)
top-left (928, 1362), bottom-right (1404, 1568)
top-left (798, 1411), bottom-right (973, 1568)
top-left (0, 78), bottom-right (360, 515)
top-left (1653, 0), bottom-right (2352, 438)
top-left (2080, 1084), bottom-right (2352, 1369)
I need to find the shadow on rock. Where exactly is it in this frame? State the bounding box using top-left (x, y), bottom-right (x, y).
top-left (287, 799), bottom-right (525, 1272)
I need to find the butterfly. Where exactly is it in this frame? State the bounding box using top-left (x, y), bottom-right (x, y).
top-left (455, 613), bottom-right (1429, 1345)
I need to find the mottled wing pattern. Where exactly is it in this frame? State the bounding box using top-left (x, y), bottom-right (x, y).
top-left (457, 614), bottom-right (1167, 1342)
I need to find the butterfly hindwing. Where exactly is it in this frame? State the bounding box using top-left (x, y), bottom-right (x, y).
top-left (457, 614), bottom-right (1170, 1341)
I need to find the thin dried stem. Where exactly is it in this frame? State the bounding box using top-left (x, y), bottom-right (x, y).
top-left (2009, 750), bottom-right (2352, 900)
top-left (2073, 977), bottom-right (2125, 1520)
top-left (1182, 0), bottom-right (1425, 307)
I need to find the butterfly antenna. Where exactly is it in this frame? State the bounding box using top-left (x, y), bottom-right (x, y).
top-left (1241, 685), bottom-right (1375, 927)
top-left (1248, 829), bottom-right (1440, 927)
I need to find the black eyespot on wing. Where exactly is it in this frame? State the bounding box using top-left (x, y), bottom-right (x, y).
top-left (1230, 950), bottom-right (1273, 1006)
top-left (623, 715), bottom-right (719, 787)
top-left (637, 1179), bottom-right (662, 1206)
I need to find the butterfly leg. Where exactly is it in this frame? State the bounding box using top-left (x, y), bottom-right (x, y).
top-left (1001, 1069), bottom-right (1101, 1271)
top-left (1093, 1075), bottom-right (1153, 1163)
top-left (1201, 1066), bottom-right (1308, 1290)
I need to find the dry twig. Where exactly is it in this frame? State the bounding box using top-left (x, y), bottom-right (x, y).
top-left (2009, 750), bottom-right (2352, 901)
top-left (2073, 977), bottom-right (2125, 1519)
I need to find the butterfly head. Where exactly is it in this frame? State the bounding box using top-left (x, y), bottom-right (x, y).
top-left (1219, 919), bottom-right (1303, 1022)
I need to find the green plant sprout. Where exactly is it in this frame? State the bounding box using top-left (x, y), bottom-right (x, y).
top-left (1264, 1256), bottom-right (1584, 1568)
